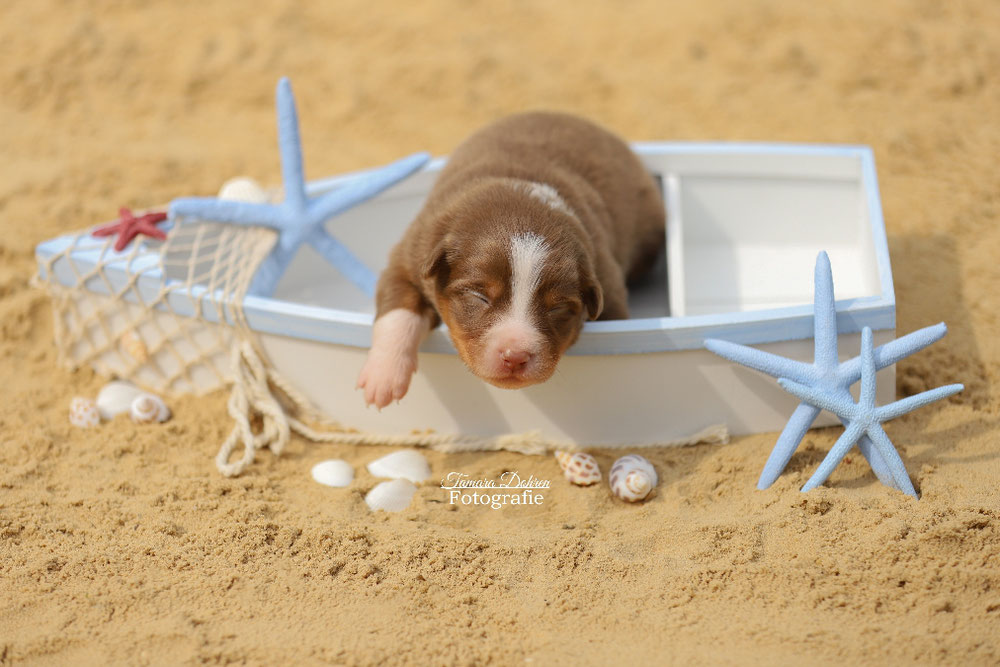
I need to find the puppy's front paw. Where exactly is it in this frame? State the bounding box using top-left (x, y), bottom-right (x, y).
top-left (357, 349), bottom-right (417, 410)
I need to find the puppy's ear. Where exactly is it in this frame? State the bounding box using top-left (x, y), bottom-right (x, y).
top-left (421, 235), bottom-right (453, 289)
top-left (580, 260), bottom-right (604, 321)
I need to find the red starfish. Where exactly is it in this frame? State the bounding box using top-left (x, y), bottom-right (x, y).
top-left (92, 207), bottom-right (168, 252)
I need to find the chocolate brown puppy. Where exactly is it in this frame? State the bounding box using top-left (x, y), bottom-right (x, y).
top-left (358, 111), bottom-right (665, 408)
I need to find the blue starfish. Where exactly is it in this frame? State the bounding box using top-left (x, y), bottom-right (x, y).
top-left (705, 252), bottom-right (948, 491)
top-left (169, 77), bottom-right (430, 297)
top-left (778, 327), bottom-right (963, 498)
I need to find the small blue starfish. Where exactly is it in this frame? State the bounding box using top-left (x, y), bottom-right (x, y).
top-left (705, 252), bottom-right (948, 491)
top-left (779, 327), bottom-right (963, 498)
top-left (169, 77), bottom-right (430, 297)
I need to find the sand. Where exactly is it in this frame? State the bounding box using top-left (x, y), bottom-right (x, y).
top-left (1, 0), bottom-right (998, 664)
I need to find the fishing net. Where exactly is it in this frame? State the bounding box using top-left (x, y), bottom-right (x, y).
top-left (38, 214), bottom-right (275, 399)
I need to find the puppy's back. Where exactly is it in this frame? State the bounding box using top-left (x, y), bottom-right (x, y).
top-left (426, 112), bottom-right (664, 276)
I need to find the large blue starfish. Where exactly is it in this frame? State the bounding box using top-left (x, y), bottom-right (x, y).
top-left (704, 252), bottom-right (948, 491)
top-left (169, 77), bottom-right (430, 297)
top-left (779, 327), bottom-right (963, 498)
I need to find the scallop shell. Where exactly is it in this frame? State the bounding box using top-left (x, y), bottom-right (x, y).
top-left (69, 397), bottom-right (100, 428)
top-left (554, 451), bottom-right (601, 485)
top-left (129, 393), bottom-right (170, 423)
top-left (365, 479), bottom-right (417, 512)
top-left (366, 449), bottom-right (431, 483)
top-left (218, 177), bottom-right (269, 203)
top-left (311, 459), bottom-right (354, 488)
top-left (609, 454), bottom-right (658, 502)
top-left (120, 330), bottom-right (149, 363)
top-left (96, 381), bottom-right (145, 420)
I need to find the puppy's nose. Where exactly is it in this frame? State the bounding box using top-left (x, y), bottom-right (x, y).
top-left (501, 348), bottom-right (532, 371)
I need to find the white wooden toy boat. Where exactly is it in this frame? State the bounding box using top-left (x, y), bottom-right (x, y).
top-left (36, 142), bottom-right (895, 447)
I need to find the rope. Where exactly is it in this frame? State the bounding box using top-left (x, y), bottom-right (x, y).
top-left (214, 338), bottom-right (730, 477)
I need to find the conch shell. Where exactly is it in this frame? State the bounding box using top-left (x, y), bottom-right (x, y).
top-left (609, 454), bottom-right (657, 502)
top-left (129, 393), bottom-right (170, 423)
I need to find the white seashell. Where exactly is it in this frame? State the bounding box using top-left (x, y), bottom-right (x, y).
top-left (554, 451), bottom-right (601, 485)
top-left (69, 397), bottom-right (100, 428)
top-left (609, 454), bottom-right (658, 502)
top-left (311, 459), bottom-right (354, 487)
top-left (120, 330), bottom-right (148, 363)
top-left (365, 479), bottom-right (417, 512)
top-left (366, 449), bottom-right (431, 483)
top-left (218, 177), bottom-right (269, 203)
top-left (129, 393), bottom-right (170, 423)
top-left (96, 381), bottom-right (145, 420)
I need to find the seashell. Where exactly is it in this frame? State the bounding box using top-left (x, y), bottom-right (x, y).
top-left (311, 459), bottom-right (354, 488)
top-left (129, 393), bottom-right (170, 423)
top-left (365, 479), bottom-right (417, 512)
top-left (366, 449), bottom-right (431, 483)
top-left (69, 396), bottom-right (101, 428)
top-left (120, 330), bottom-right (149, 363)
top-left (554, 451), bottom-right (601, 486)
top-left (96, 380), bottom-right (145, 420)
top-left (218, 177), bottom-right (269, 203)
top-left (609, 454), bottom-right (658, 502)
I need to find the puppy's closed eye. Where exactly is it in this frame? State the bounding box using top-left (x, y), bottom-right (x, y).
top-left (546, 301), bottom-right (582, 322)
top-left (547, 302), bottom-right (577, 315)
top-left (453, 288), bottom-right (492, 318)
top-left (465, 290), bottom-right (491, 306)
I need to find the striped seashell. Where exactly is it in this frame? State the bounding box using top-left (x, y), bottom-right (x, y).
top-left (554, 451), bottom-right (601, 486)
top-left (69, 396), bottom-right (101, 428)
top-left (120, 329), bottom-right (149, 363)
top-left (129, 393), bottom-right (170, 423)
top-left (609, 454), bottom-right (658, 502)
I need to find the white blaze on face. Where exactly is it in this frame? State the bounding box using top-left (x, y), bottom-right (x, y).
top-left (509, 232), bottom-right (548, 325)
top-left (483, 232), bottom-right (549, 377)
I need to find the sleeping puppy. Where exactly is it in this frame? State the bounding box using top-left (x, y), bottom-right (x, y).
top-left (358, 111), bottom-right (665, 408)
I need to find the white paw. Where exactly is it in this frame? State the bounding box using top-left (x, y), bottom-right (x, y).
top-left (357, 348), bottom-right (417, 409)
top-left (357, 308), bottom-right (429, 409)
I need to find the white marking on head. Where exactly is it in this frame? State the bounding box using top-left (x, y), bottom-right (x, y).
top-left (479, 232), bottom-right (549, 379)
top-left (508, 179), bottom-right (575, 218)
top-left (524, 182), bottom-right (574, 216)
top-left (508, 232), bottom-right (549, 323)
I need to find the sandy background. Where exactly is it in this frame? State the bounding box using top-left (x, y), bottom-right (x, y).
top-left (2, 0), bottom-right (998, 664)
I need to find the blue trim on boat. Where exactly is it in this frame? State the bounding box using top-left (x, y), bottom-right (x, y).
top-left (35, 142), bottom-right (896, 355)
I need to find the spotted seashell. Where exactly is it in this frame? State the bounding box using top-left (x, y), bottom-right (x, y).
top-left (366, 449), bottom-right (431, 483)
top-left (129, 393), bottom-right (170, 423)
top-left (554, 451), bottom-right (601, 486)
top-left (96, 381), bottom-right (145, 420)
top-left (365, 479), bottom-right (417, 512)
top-left (218, 177), bottom-right (269, 203)
top-left (120, 329), bottom-right (149, 363)
top-left (609, 454), bottom-right (658, 502)
top-left (69, 396), bottom-right (101, 428)
top-left (311, 459), bottom-right (354, 488)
